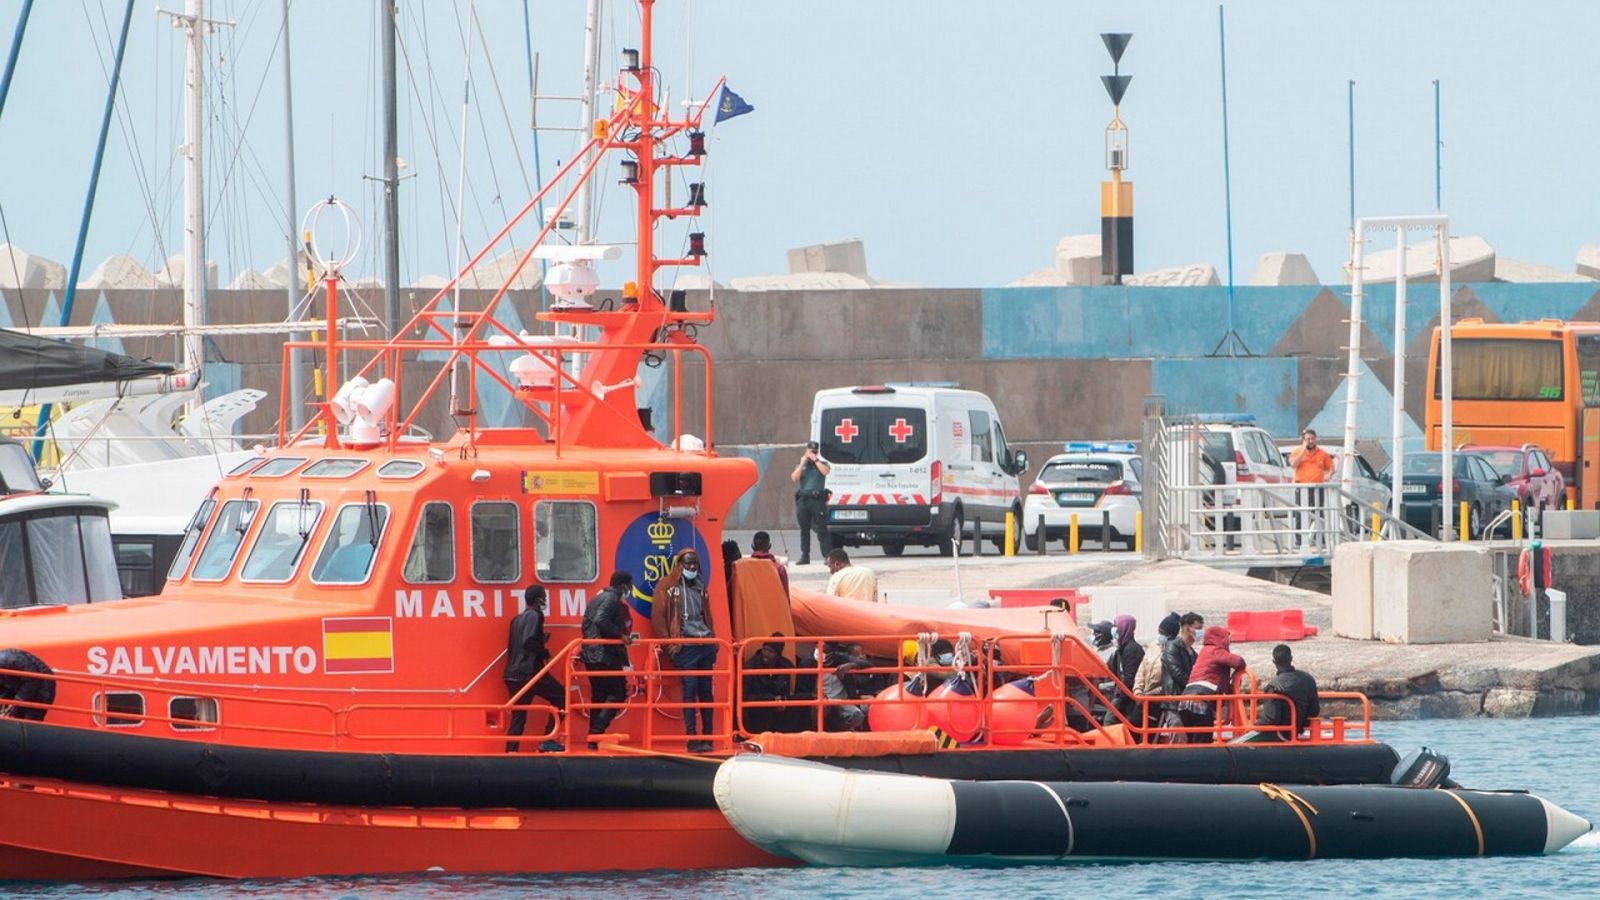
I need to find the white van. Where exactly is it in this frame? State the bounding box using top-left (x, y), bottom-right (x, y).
top-left (810, 385), bottom-right (1028, 556)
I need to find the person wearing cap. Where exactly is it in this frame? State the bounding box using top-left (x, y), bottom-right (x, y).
top-left (790, 440), bottom-right (832, 565)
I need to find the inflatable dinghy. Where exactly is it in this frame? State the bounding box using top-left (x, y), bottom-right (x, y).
top-left (713, 755), bottom-right (1592, 866)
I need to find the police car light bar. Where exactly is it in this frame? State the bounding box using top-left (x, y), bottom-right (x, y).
top-left (1186, 413), bottom-right (1257, 425)
top-left (1062, 441), bottom-right (1139, 454)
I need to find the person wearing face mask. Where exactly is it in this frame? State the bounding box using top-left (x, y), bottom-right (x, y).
top-left (652, 548), bottom-right (718, 752)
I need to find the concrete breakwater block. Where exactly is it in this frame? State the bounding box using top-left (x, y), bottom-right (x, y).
top-left (1371, 541), bottom-right (1492, 644)
top-left (1332, 542), bottom-right (1377, 639)
top-left (1542, 510), bottom-right (1600, 540)
top-left (1250, 251), bottom-right (1319, 286)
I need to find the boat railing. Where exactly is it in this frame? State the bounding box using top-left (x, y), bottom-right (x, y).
top-left (0, 640), bottom-right (1371, 753)
top-left (727, 634), bottom-right (1372, 750)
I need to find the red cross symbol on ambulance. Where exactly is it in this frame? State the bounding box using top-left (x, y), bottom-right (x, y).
top-left (834, 418), bottom-right (859, 443)
top-left (887, 417), bottom-right (914, 443)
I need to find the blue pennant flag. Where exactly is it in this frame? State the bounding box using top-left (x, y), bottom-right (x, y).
top-left (714, 85), bottom-right (754, 124)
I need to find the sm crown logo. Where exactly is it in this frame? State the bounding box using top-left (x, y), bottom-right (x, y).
top-left (647, 519), bottom-right (676, 547)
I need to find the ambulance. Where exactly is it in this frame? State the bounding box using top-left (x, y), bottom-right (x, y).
top-left (810, 385), bottom-right (1028, 556)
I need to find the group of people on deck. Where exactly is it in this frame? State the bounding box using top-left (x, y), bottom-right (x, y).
top-left (1094, 611), bottom-right (1320, 743)
top-left (499, 521), bottom-right (1321, 752)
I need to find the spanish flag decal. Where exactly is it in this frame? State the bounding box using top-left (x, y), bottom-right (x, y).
top-left (322, 616), bottom-right (394, 674)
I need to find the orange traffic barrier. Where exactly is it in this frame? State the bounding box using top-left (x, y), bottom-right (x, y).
top-left (1226, 609), bottom-right (1320, 642)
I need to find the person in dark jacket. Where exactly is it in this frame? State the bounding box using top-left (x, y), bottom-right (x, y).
top-left (1248, 644), bottom-right (1320, 742)
top-left (1176, 625), bottom-right (1246, 744)
top-left (503, 585), bottom-right (565, 752)
top-left (0, 648), bottom-right (55, 721)
top-left (581, 571), bottom-right (636, 740)
top-left (1163, 612), bottom-right (1203, 696)
top-left (741, 636), bottom-right (796, 735)
top-left (1102, 615), bottom-right (1145, 730)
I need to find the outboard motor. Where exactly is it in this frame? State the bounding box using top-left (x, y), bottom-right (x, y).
top-left (1390, 747), bottom-right (1460, 789)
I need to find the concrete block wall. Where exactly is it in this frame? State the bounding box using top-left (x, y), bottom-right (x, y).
top-left (13, 279), bottom-right (1600, 530)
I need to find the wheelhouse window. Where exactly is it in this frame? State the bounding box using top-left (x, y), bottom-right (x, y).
top-left (78, 513), bottom-right (122, 601)
top-left (95, 692), bottom-right (145, 727)
top-left (402, 502), bottom-right (455, 583)
top-left (0, 508), bottom-right (122, 608)
top-left (190, 499), bottom-right (261, 581)
top-left (251, 457), bottom-right (307, 478)
top-left (470, 501), bottom-right (521, 583)
top-left (303, 458), bottom-right (369, 479)
top-left (377, 459), bottom-right (425, 480)
top-left (115, 539), bottom-right (158, 597)
top-left (1440, 338), bottom-right (1563, 401)
top-left (0, 519), bottom-right (27, 605)
top-left (167, 498), bottom-right (217, 582)
top-left (240, 499), bottom-right (324, 582)
top-left (534, 501), bottom-right (598, 583)
top-left (226, 457), bottom-right (265, 477)
top-left (0, 441), bottom-right (43, 493)
top-left (312, 502), bottom-right (390, 584)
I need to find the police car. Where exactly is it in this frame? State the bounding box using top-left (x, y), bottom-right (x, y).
top-left (1022, 441), bottom-right (1142, 551)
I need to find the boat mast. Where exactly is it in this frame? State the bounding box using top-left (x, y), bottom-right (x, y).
top-left (380, 0), bottom-right (401, 338)
top-left (180, 0), bottom-right (207, 413)
top-left (280, 0), bottom-right (305, 430)
top-left (575, 0), bottom-right (602, 244)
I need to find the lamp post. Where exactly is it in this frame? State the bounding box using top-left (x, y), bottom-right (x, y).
top-left (1100, 33), bottom-right (1133, 285)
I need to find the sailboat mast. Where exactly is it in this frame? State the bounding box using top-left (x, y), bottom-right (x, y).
top-left (281, 0), bottom-right (305, 430)
top-left (181, 0), bottom-right (206, 402)
top-left (574, 0), bottom-right (602, 244)
top-left (381, 0), bottom-right (401, 338)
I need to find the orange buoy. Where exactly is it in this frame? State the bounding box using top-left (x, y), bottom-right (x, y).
top-left (867, 683), bottom-right (926, 732)
top-left (988, 678), bottom-right (1040, 746)
top-left (925, 677), bottom-right (982, 743)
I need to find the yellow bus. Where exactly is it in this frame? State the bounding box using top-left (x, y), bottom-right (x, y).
top-left (1425, 317), bottom-right (1600, 506)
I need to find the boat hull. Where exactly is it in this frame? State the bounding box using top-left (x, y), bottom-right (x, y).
top-left (0, 773), bottom-right (784, 880)
top-left (713, 756), bottom-right (1594, 866)
top-left (0, 719), bottom-right (1400, 809)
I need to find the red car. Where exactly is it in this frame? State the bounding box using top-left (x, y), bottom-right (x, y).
top-left (1460, 443), bottom-right (1566, 510)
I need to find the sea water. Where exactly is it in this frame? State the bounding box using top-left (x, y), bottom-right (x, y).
top-left (13, 717), bottom-right (1598, 899)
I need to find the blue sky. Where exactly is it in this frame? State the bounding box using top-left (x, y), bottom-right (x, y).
top-left (1, 1), bottom-right (1598, 292)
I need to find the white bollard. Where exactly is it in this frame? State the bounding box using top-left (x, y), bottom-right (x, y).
top-left (1547, 588), bottom-right (1567, 643)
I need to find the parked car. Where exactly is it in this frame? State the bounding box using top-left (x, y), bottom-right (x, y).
top-left (1459, 443), bottom-right (1565, 511)
top-left (1382, 451), bottom-right (1516, 538)
top-left (1023, 442), bottom-right (1141, 551)
top-left (1177, 414), bottom-right (1292, 486)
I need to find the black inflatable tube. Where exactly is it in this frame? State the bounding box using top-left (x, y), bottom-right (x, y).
top-left (0, 719), bottom-right (1397, 810)
top-left (947, 781), bottom-right (1555, 860)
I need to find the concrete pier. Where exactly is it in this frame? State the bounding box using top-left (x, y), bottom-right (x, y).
top-left (741, 534), bottom-right (1600, 721)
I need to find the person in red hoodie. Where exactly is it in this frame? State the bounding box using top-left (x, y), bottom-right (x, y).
top-left (1174, 625), bottom-right (1246, 744)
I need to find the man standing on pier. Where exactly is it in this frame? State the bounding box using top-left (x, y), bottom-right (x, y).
top-left (1290, 428), bottom-right (1334, 548)
top-left (791, 441), bottom-right (832, 565)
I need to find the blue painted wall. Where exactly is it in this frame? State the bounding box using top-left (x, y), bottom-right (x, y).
top-left (981, 286), bottom-right (1321, 359)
